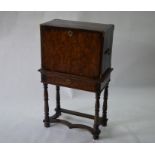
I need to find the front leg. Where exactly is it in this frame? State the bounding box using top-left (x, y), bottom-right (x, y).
top-left (55, 85), bottom-right (61, 116)
top-left (93, 89), bottom-right (101, 139)
top-left (43, 83), bottom-right (50, 127)
top-left (101, 83), bottom-right (109, 126)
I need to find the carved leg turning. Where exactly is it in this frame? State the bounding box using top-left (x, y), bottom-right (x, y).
top-left (55, 85), bottom-right (61, 116)
top-left (43, 83), bottom-right (50, 127)
top-left (93, 89), bottom-right (101, 140)
top-left (101, 83), bottom-right (109, 126)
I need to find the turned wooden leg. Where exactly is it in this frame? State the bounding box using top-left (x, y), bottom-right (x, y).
top-left (43, 83), bottom-right (50, 127)
top-left (101, 83), bottom-right (109, 126)
top-left (93, 89), bottom-right (101, 139)
top-left (55, 85), bottom-right (61, 116)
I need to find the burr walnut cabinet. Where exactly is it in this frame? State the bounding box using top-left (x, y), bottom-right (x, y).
top-left (39, 19), bottom-right (114, 139)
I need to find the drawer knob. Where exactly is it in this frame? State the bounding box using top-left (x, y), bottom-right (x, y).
top-left (68, 30), bottom-right (73, 37)
top-left (65, 79), bottom-right (72, 84)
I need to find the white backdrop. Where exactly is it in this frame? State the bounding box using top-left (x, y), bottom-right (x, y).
top-left (0, 12), bottom-right (155, 142)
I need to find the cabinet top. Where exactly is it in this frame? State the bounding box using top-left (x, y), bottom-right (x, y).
top-left (41, 19), bottom-right (114, 33)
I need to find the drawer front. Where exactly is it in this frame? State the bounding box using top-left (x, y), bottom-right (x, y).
top-left (41, 71), bottom-right (98, 92)
top-left (41, 27), bottom-right (102, 78)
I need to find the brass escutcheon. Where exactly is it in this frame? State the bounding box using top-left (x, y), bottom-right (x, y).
top-left (68, 30), bottom-right (73, 37)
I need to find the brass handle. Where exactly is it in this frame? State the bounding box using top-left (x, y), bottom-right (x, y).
top-left (68, 30), bottom-right (73, 37)
top-left (105, 48), bottom-right (111, 55)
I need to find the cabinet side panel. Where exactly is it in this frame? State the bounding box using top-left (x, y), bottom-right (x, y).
top-left (101, 27), bottom-right (114, 75)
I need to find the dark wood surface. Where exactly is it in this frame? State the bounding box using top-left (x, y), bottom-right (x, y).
top-left (39, 19), bottom-right (114, 139)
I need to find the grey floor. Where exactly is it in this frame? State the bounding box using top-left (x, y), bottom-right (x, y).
top-left (0, 87), bottom-right (155, 143)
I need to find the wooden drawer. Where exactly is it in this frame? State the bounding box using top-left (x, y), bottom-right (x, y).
top-left (41, 26), bottom-right (102, 78)
top-left (40, 69), bottom-right (98, 92)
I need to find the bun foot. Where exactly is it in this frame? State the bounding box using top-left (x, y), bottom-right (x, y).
top-left (44, 122), bottom-right (50, 127)
top-left (101, 119), bottom-right (108, 127)
top-left (93, 129), bottom-right (100, 140)
top-left (93, 134), bottom-right (99, 140)
top-left (43, 119), bottom-right (50, 127)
